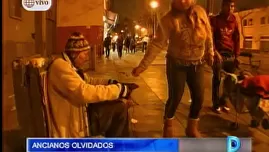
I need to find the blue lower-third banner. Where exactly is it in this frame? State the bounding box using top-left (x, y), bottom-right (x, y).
top-left (27, 138), bottom-right (179, 152)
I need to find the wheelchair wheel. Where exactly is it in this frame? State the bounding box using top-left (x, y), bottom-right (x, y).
top-left (262, 119), bottom-right (269, 130)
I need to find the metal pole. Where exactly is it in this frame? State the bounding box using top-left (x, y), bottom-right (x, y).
top-left (153, 12), bottom-right (155, 38)
top-left (211, 0), bottom-right (214, 15)
top-left (206, 0), bottom-right (211, 14)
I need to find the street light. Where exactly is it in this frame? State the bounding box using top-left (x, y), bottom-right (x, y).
top-left (135, 25), bottom-right (141, 36)
top-left (149, 1), bottom-right (159, 38)
top-left (141, 28), bottom-right (147, 37)
top-left (150, 1), bottom-right (159, 9)
top-left (135, 25), bottom-right (140, 30)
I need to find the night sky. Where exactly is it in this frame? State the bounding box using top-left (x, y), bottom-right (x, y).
top-left (110, 0), bottom-right (171, 21)
top-left (111, 0), bottom-right (269, 22)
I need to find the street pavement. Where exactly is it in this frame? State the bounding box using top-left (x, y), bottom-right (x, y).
top-left (2, 50), bottom-right (269, 152)
top-left (88, 50), bottom-right (269, 151)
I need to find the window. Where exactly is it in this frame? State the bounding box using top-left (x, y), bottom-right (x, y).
top-left (245, 36), bottom-right (253, 39)
top-left (261, 17), bottom-right (266, 24)
top-left (243, 19), bottom-right (247, 26)
top-left (8, 0), bottom-right (22, 20)
top-left (260, 41), bottom-right (269, 52)
top-left (243, 40), bottom-right (252, 49)
top-left (260, 36), bottom-right (269, 39)
top-left (248, 19), bottom-right (253, 26)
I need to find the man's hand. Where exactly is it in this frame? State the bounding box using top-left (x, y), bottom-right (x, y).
top-left (118, 83), bottom-right (139, 99)
top-left (124, 83), bottom-right (139, 100)
top-left (132, 67), bottom-right (145, 77)
top-left (108, 79), bottom-right (119, 84)
top-left (214, 51), bottom-right (223, 63)
top-left (122, 83), bottom-right (139, 91)
top-left (119, 83), bottom-right (139, 108)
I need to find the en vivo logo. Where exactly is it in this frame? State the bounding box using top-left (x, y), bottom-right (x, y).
top-left (22, 0), bottom-right (52, 11)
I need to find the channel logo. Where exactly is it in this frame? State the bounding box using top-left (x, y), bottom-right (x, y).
top-left (22, 0), bottom-right (52, 11)
top-left (227, 136), bottom-right (241, 152)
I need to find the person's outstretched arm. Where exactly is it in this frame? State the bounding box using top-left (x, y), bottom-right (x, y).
top-left (49, 59), bottom-right (130, 104)
top-left (137, 15), bottom-right (172, 71)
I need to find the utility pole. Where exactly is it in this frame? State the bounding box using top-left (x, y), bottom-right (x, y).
top-left (149, 0), bottom-right (159, 38)
top-left (206, 0), bottom-right (213, 15)
top-left (211, 0), bottom-right (214, 15)
top-left (152, 12), bottom-right (156, 38)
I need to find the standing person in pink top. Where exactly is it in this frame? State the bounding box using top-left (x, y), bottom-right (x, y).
top-left (132, 0), bottom-right (214, 138)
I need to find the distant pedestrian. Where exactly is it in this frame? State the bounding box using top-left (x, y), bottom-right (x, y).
top-left (124, 36), bottom-right (131, 53)
top-left (112, 35), bottom-right (117, 52)
top-left (117, 33), bottom-right (124, 58)
top-left (130, 36), bottom-right (136, 53)
top-left (142, 35), bottom-right (149, 53)
top-left (132, 0), bottom-right (214, 138)
top-left (104, 35), bottom-right (112, 58)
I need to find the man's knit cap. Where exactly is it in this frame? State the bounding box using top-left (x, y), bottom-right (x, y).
top-left (65, 32), bottom-right (90, 52)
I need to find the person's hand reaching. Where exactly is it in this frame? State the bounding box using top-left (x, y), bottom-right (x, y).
top-left (132, 67), bottom-right (145, 77)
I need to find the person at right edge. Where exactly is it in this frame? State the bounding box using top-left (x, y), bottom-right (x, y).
top-left (210, 0), bottom-right (240, 114)
top-left (132, 0), bottom-right (214, 138)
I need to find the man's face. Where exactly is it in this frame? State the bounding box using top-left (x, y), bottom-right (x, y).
top-left (222, 2), bottom-right (235, 15)
top-left (73, 50), bottom-right (89, 69)
top-left (173, 0), bottom-right (195, 10)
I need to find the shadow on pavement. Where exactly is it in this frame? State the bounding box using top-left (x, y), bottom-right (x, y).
top-left (199, 114), bottom-right (251, 137)
top-left (3, 129), bottom-right (25, 152)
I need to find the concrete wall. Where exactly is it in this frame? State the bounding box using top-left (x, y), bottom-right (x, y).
top-left (234, 6), bottom-right (269, 50)
top-left (2, 0), bottom-right (36, 74)
top-left (56, 0), bottom-right (104, 53)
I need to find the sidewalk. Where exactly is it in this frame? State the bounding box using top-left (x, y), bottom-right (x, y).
top-left (87, 52), bottom-right (179, 137)
top-left (2, 51), bottom-right (268, 152)
top-left (89, 51), bottom-right (269, 150)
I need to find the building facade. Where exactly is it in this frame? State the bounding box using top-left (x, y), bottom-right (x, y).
top-left (197, 0), bottom-right (222, 15)
top-left (234, 6), bottom-right (269, 52)
top-left (104, 0), bottom-right (118, 38)
top-left (56, 0), bottom-right (105, 53)
top-left (2, 0), bottom-right (57, 74)
top-left (3, 0), bottom-right (109, 113)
